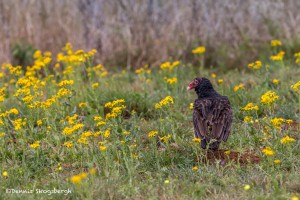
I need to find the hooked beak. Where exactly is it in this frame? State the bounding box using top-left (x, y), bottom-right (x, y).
top-left (187, 85), bottom-right (193, 91)
top-left (187, 81), bottom-right (195, 91)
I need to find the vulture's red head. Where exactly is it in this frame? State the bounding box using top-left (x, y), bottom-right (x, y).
top-left (187, 77), bottom-right (215, 96)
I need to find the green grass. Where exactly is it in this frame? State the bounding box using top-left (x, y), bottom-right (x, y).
top-left (0, 44), bottom-right (300, 200)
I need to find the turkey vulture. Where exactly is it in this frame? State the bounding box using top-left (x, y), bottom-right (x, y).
top-left (187, 77), bottom-right (232, 150)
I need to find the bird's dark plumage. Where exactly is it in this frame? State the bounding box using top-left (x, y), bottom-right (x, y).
top-left (188, 77), bottom-right (232, 150)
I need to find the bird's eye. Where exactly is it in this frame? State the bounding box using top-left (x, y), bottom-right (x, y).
top-left (194, 80), bottom-right (198, 84)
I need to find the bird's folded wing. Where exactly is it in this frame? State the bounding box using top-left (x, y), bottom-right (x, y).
top-left (193, 98), bottom-right (232, 141)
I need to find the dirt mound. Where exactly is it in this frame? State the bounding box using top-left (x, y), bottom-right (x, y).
top-left (202, 149), bottom-right (261, 165)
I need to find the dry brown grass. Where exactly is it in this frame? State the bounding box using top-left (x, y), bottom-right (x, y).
top-left (1, 0), bottom-right (300, 69)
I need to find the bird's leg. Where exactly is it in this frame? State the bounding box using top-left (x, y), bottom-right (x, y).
top-left (201, 138), bottom-right (208, 149)
top-left (208, 141), bottom-right (220, 151)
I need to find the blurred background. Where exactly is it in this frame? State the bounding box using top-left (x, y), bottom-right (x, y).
top-left (1, 0), bottom-right (300, 70)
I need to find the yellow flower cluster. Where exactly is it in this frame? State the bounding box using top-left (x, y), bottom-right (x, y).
top-left (271, 40), bottom-right (282, 47)
top-left (248, 60), bottom-right (262, 70)
top-left (92, 82), bottom-right (99, 89)
top-left (280, 135), bottom-right (295, 144)
top-left (135, 64), bottom-right (151, 75)
top-left (192, 138), bottom-right (201, 143)
top-left (164, 77), bottom-right (177, 85)
top-left (260, 91), bottom-right (279, 105)
top-left (13, 118), bottom-right (27, 130)
top-left (91, 64), bottom-right (108, 77)
top-left (274, 159), bottom-right (281, 164)
top-left (70, 172), bottom-right (88, 184)
top-left (233, 83), bottom-right (244, 92)
top-left (105, 99), bottom-right (126, 120)
top-left (77, 131), bottom-right (93, 145)
top-left (295, 52), bottom-right (300, 64)
top-left (63, 141), bottom-right (73, 148)
top-left (57, 43), bottom-right (97, 65)
top-left (261, 146), bottom-right (275, 156)
top-left (104, 99), bottom-right (125, 108)
top-left (270, 51), bottom-right (285, 61)
top-left (0, 87), bottom-right (6, 102)
top-left (192, 46), bottom-right (206, 54)
top-left (2, 63), bottom-right (23, 76)
top-left (244, 116), bottom-right (254, 123)
top-left (160, 134), bottom-right (171, 142)
top-left (241, 102), bottom-right (259, 111)
top-left (291, 81), bottom-right (300, 92)
top-left (155, 96), bottom-right (174, 109)
top-left (160, 61), bottom-right (180, 71)
top-left (57, 80), bottom-right (74, 87)
top-left (30, 141), bottom-right (40, 149)
top-left (148, 131), bottom-right (158, 138)
top-left (270, 117), bottom-right (285, 130)
top-left (62, 123), bottom-right (84, 135)
top-left (0, 108), bottom-right (19, 117)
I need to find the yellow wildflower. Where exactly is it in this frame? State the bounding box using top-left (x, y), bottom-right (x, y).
top-left (280, 135), bottom-right (295, 144)
top-left (3, 171), bottom-right (8, 177)
top-left (192, 166), bottom-right (198, 171)
top-left (155, 96), bottom-right (174, 109)
top-left (272, 79), bottom-right (280, 85)
top-left (217, 79), bottom-right (223, 84)
top-left (63, 141), bottom-right (73, 148)
top-left (94, 116), bottom-right (103, 121)
top-left (96, 121), bottom-right (106, 126)
top-left (260, 91), bottom-right (279, 105)
top-left (37, 120), bottom-right (43, 126)
top-left (58, 80), bottom-right (74, 87)
top-left (160, 61), bottom-right (180, 71)
top-left (70, 172), bottom-right (88, 184)
top-left (104, 99), bottom-right (125, 108)
top-left (99, 145), bottom-right (107, 151)
top-left (164, 77), bottom-right (177, 85)
top-left (270, 117), bottom-right (285, 129)
top-left (261, 146), bottom-right (275, 156)
top-left (242, 103), bottom-right (259, 111)
top-left (62, 123), bottom-right (84, 135)
top-left (79, 102), bottom-right (87, 108)
top-left (224, 150), bottom-right (231, 155)
top-left (148, 131), bottom-right (158, 138)
top-left (211, 73), bottom-right (216, 78)
top-left (248, 60), bottom-right (262, 70)
top-left (292, 196), bottom-right (299, 200)
top-left (30, 141), bottom-right (40, 149)
top-left (270, 51), bottom-right (285, 61)
top-left (104, 128), bottom-right (111, 138)
top-left (244, 185), bottom-right (251, 191)
top-left (160, 134), bottom-right (171, 142)
top-left (123, 131), bottom-right (130, 135)
top-left (192, 46), bottom-right (206, 54)
top-left (92, 82), bottom-right (99, 89)
top-left (271, 40), bottom-right (282, 46)
top-left (189, 103), bottom-right (194, 110)
top-left (192, 138), bottom-right (201, 143)
top-left (291, 81), bottom-right (300, 92)
top-left (274, 159), bottom-right (281, 164)
top-left (233, 83), bottom-right (244, 92)
top-left (244, 116), bottom-right (254, 123)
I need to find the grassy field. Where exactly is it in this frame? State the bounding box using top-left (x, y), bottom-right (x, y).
top-left (0, 42), bottom-right (300, 200)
